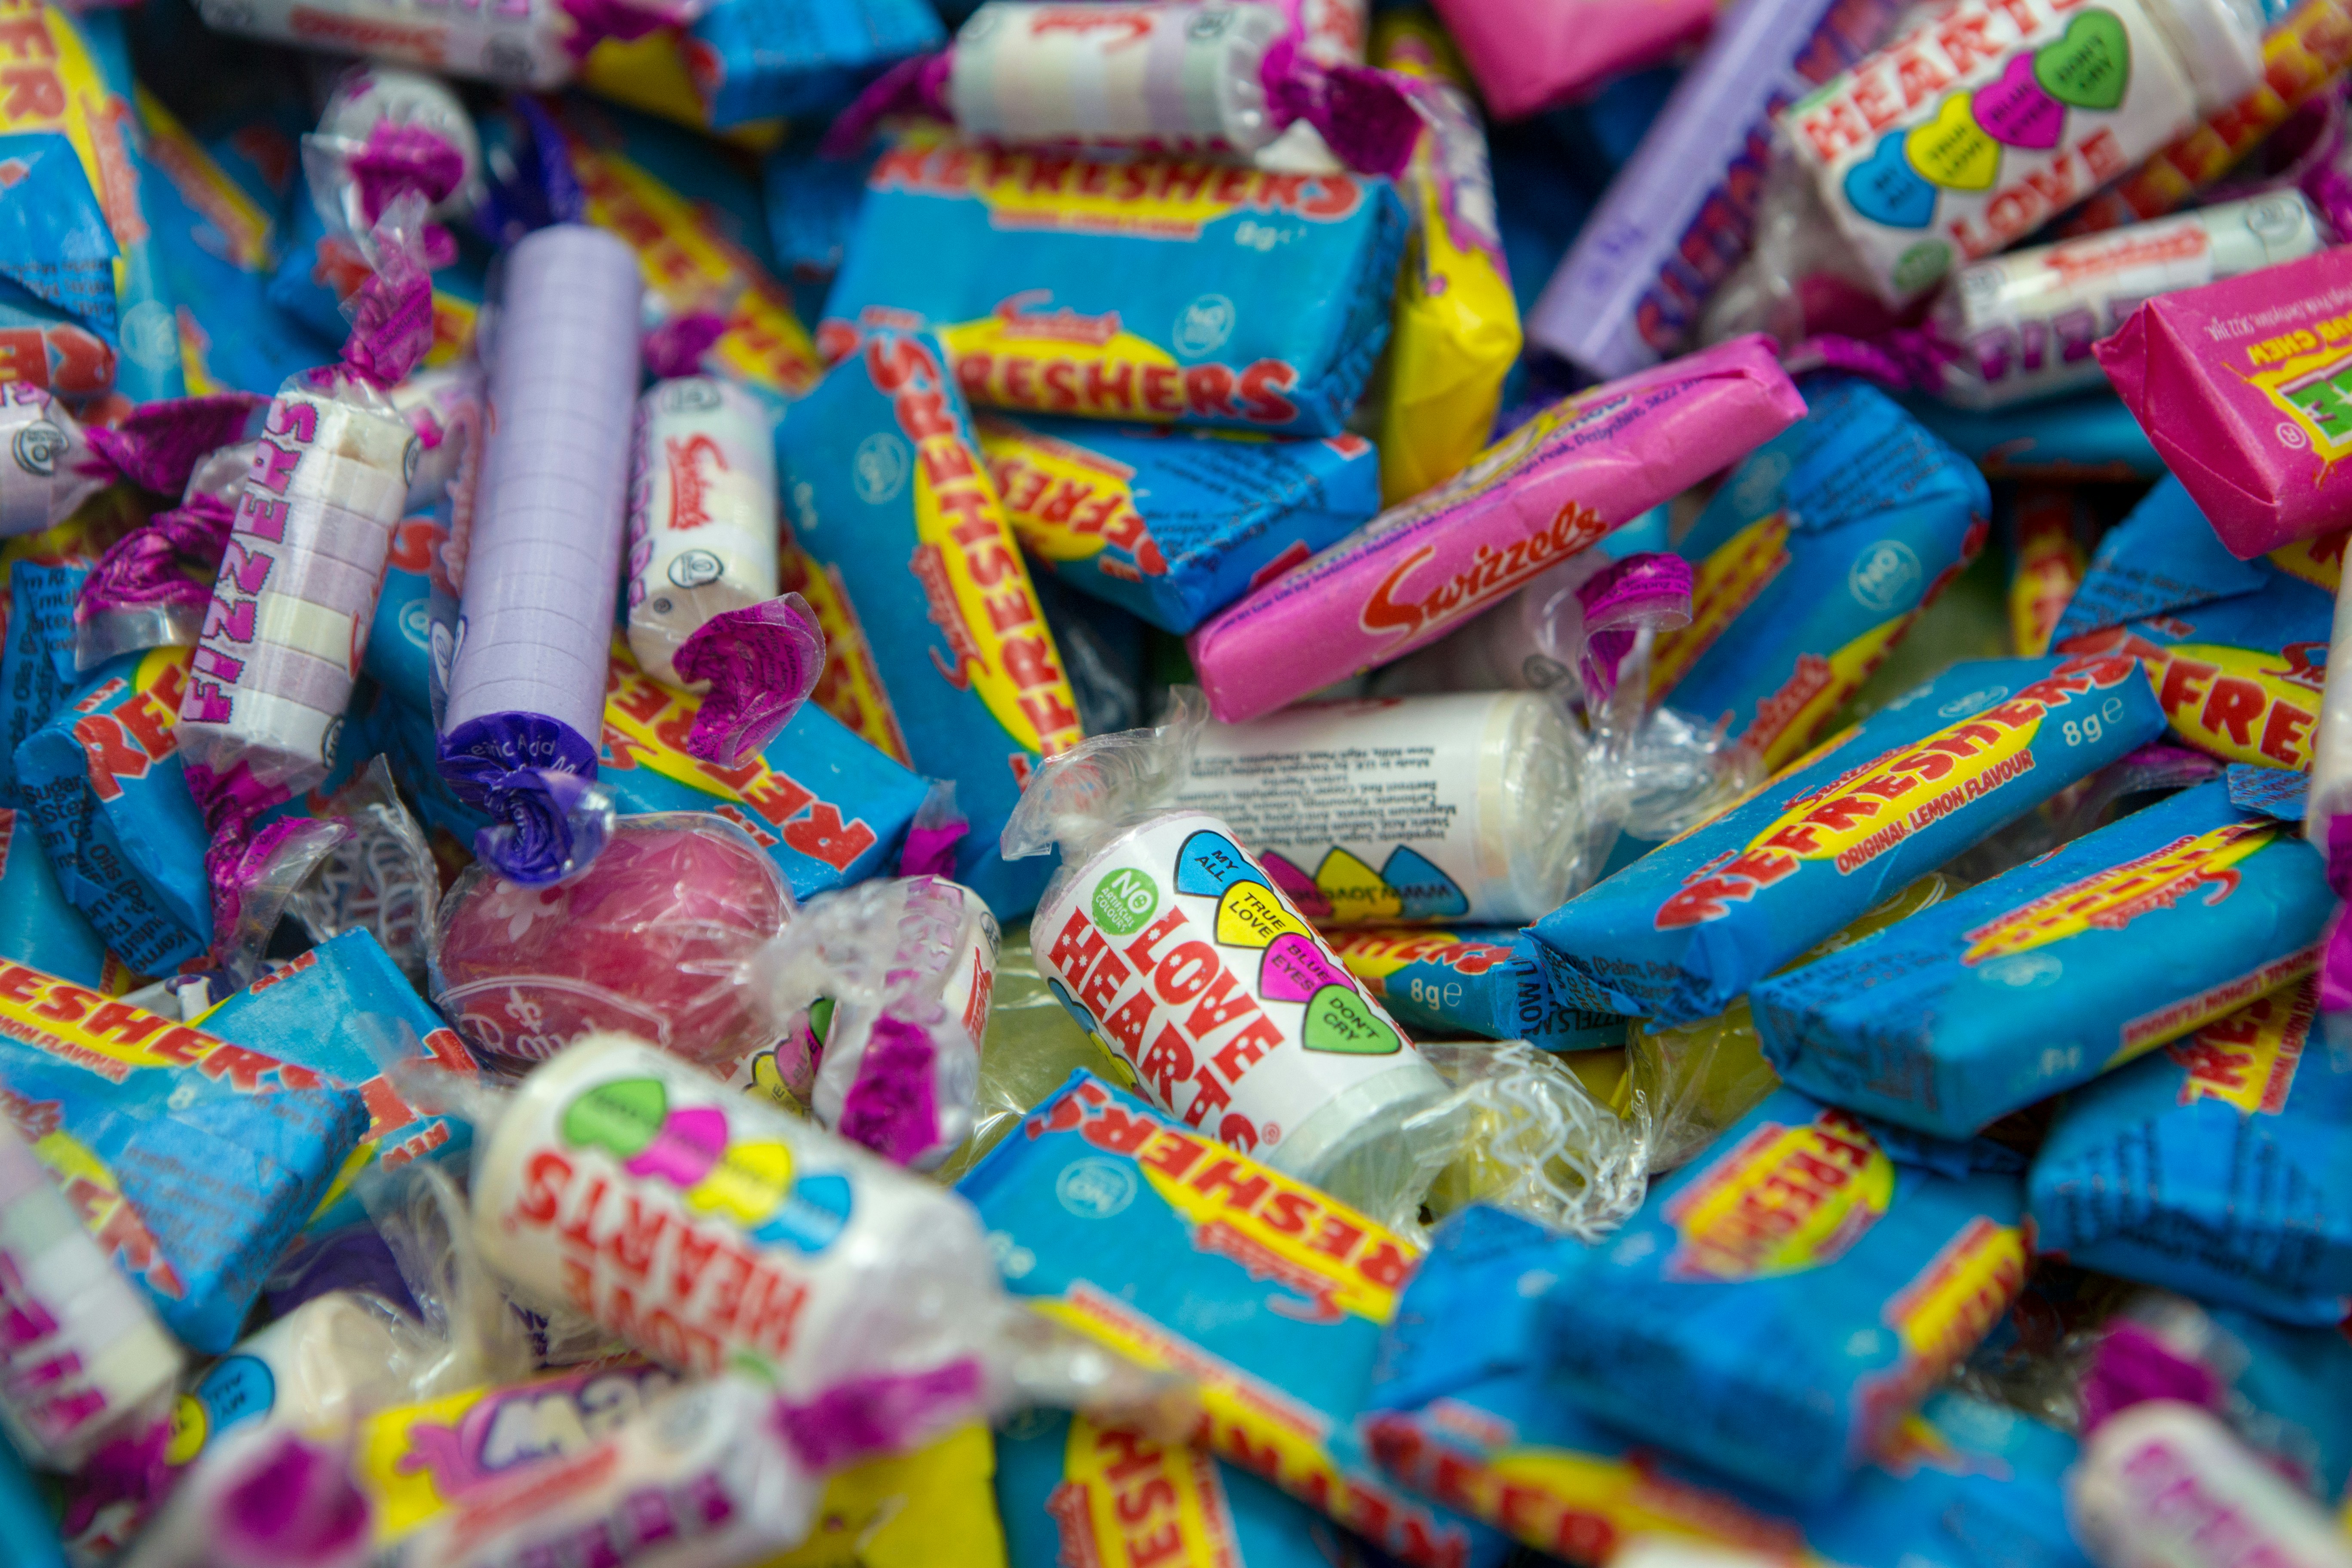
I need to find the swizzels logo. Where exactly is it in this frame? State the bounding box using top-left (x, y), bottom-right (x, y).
top-left (2167, 977), bottom-right (2313, 1115)
top-left (1654, 655), bottom-right (2136, 930)
top-left (1959, 820), bottom-right (2273, 966)
top-left (1025, 1078), bottom-right (1416, 1325)
top-left (662, 434), bottom-right (726, 532)
top-left (865, 334), bottom-right (1085, 762)
top-left (1361, 501), bottom-right (1611, 645)
top-left (1664, 1105), bottom-right (1893, 1281)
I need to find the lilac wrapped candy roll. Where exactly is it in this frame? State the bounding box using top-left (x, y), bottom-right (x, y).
top-left (438, 224), bottom-right (642, 884)
top-left (1530, 0), bottom-right (1910, 380)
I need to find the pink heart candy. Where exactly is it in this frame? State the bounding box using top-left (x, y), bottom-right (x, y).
top-left (624, 1105), bottom-right (729, 1186)
top-left (1972, 55), bottom-right (2063, 150)
top-left (1261, 932), bottom-right (1348, 1003)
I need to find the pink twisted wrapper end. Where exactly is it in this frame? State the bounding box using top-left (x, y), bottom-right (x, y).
top-left (2079, 1320), bottom-right (2226, 1435)
top-left (642, 311), bottom-right (730, 379)
top-left (186, 759), bottom-right (353, 979)
top-left (77, 492), bottom-right (236, 622)
top-left (835, 1012), bottom-right (944, 1167)
top-left (351, 122), bottom-right (466, 222)
top-left (339, 234), bottom-right (436, 390)
top-left (673, 592), bottom-right (827, 768)
top-left (821, 52), bottom-right (953, 159)
top-left (1262, 37), bottom-right (1423, 180)
top-left (81, 394), bottom-right (268, 496)
top-left (776, 1359), bottom-right (984, 1472)
top-left (2318, 813), bottom-right (2352, 1011)
top-left (1576, 551), bottom-right (1694, 703)
top-left (1784, 329), bottom-right (1962, 394)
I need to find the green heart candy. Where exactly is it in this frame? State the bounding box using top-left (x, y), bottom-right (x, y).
top-left (2034, 10), bottom-right (2130, 112)
top-left (1301, 983), bottom-right (1403, 1056)
top-left (562, 1077), bottom-right (668, 1157)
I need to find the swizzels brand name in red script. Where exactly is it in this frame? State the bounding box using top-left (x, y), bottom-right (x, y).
top-left (1654, 654), bottom-right (2138, 930)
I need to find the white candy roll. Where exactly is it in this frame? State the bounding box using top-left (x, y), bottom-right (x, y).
top-left (1170, 692), bottom-right (1586, 926)
top-left (951, 2), bottom-right (1292, 157)
top-left (625, 377), bottom-right (781, 690)
top-left (1929, 193), bottom-right (2327, 410)
top-left (193, 0), bottom-right (574, 89)
top-left (2070, 1403), bottom-right (2352, 1568)
top-left (470, 1034), bottom-right (1010, 1406)
top-left (0, 1120), bottom-right (183, 1471)
top-left (1030, 810), bottom-right (1449, 1214)
top-left (163, 1292), bottom-right (420, 1467)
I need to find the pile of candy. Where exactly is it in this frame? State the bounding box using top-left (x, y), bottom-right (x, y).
top-left (5, 0), bottom-right (2352, 1562)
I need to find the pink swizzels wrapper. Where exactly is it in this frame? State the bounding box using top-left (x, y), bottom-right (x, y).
top-left (2095, 245), bottom-right (2352, 560)
top-left (1429, 0), bottom-right (1718, 118)
top-left (1186, 334), bottom-right (1806, 723)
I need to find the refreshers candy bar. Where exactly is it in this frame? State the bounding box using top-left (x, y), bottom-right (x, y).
top-left (1925, 193), bottom-right (2327, 410)
top-left (1188, 336), bottom-right (1805, 723)
top-left (438, 224), bottom-right (640, 884)
top-left (1325, 926), bottom-right (1630, 1053)
top-left (1531, 0), bottom-right (1908, 380)
top-left (1779, 0), bottom-right (2266, 308)
top-left (819, 131), bottom-right (1408, 440)
top-left (1169, 693), bottom-right (1588, 928)
top-left (975, 413), bottom-right (1379, 636)
top-left (1532, 654), bottom-right (2167, 1025)
top-left (2096, 245), bottom-right (2352, 558)
top-left (1653, 376), bottom-right (1989, 776)
top-left (778, 327), bottom-right (1084, 917)
top-left (2030, 975), bottom-right (2352, 1325)
top-left (825, 3), bottom-right (1423, 178)
top-left (0, 962), bottom-right (368, 1352)
top-left (1752, 776), bottom-right (2334, 1136)
top-left (1532, 1085), bottom-right (2028, 1504)
top-left (467, 1033), bottom-right (1150, 1463)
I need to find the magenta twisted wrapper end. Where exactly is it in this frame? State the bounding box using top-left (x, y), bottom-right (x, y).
top-left (188, 757), bottom-right (351, 978)
top-left (1785, 330), bottom-right (1961, 395)
top-left (835, 1011), bottom-right (945, 1167)
top-left (642, 311), bottom-right (731, 380)
top-left (80, 393), bottom-right (267, 496)
top-left (2318, 813), bottom-right (2352, 1010)
top-left (218, 1431), bottom-right (373, 1567)
top-left (76, 493), bottom-right (236, 624)
top-left (1575, 551), bottom-right (1693, 704)
top-left (350, 122), bottom-right (467, 227)
top-left (2079, 1320), bottom-right (2226, 1435)
top-left (775, 1358), bottom-right (985, 1472)
top-left (821, 52), bottom-right (953, 159)
top-left (674, 593), bottom-right (827, 768)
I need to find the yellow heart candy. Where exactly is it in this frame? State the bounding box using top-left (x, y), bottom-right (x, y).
top-left (685, 1139), bottom-right (796, 1223)
top-left (1906, 94), bottom-right (2000, 192)
top-left (1214, 881), bottom-right (1309, 949)
top-left (1313, 847), bottom-right (1403, 923)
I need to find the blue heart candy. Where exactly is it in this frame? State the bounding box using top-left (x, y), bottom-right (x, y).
top-left (1843, 138), bottom-right (1937, 230)
top-left (1381, 846), bottom-right (1469, 922)
top-left (1173, 830), bottom-right (1269, 897)
top-left (753, 1171), bottom-right (854, 1253)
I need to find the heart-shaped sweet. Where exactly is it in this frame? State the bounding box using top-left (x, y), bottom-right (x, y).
top-left (1301, 984), bottom-right (1403, 1056)
top-left (684, 1136), bottom-right (793, 1222)
top-left (1261, 852), bottom-right (1332, 922)
top-left (757, 1171), bottom-right (854, 1253)
top-left (1214, 881), bottom-right (1310, 949)
top-left (1382, 845), bottom-right (1469, 922)
top-left (1172, 830), bottom-right (1269, 898)
top-left (1313, 846), bottom-right (1402, 923)
top-left (1844, 135), bottom-right (1938, 230)
top-left (2036, 10), bottom-right (2130, 112)
top-left (562, 1077), bottom-right (666, 1159)
top-left (627, 1105), bottom-right (729, 1187)
top-left (1261, 931), bottom-right (1348, 1002)
top-left (1905, 95), bottom-right (2000, 192)
top-left (1972, 53), bottom-right (2064, 148)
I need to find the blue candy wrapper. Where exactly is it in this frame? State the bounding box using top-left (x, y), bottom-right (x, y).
top-left (1, 558), bottom-right (89, 808)
top-left (0, 804), bottom-right (110, 989)
top-left (681, 0), bottom-right (943, 126)
top-left (975, 413), bottom-right (1381, 635)
top-left (821, 132), bottom-right (1408, 439)
top-left (778, 328), bottom-right (1087, 916)
top-left (194, 928), bottom-right (476, 1240)
top-left (1325, 928), bottom-right (1628, 1052)
top-left (957, 1070), bottom-right (1505, 1568)
top-left (1901, 390), bottom-right (2163, 480)
top-left (1365, 1203), bottom-right (2086, 1566)
top-left (1753, 778), bottom-right (2334, 1138)
top-left (0, 959), bottom-right (367, 1351)
top-left (2054, 478), bottom-right (2335, 774)
top-left (1525, 1086), bottom-right (2028, 1504)
top-left (1529, 654), bottom-right (2167, 1026)
top-left (2030, 974), bottom-right (2352, 1325)
top-left (1654, 377), bottom-right (1990, 775)
top-left (2211, 1305), bottom-right (2352, 1503)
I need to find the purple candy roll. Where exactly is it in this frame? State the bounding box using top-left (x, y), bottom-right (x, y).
top-left (439, 224), bottom-right (642, 883)
top-left (1528, 0), bottom-right (1905, 380)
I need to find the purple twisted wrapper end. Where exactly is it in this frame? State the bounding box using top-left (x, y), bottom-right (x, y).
top-left (2079, 1320), bottom-right (2225, 1435)
top-left (675, 593), bottom-right (826, 768)
top-left (776, 1358), bottom-right (984, 1472)
top-left (1260, 36), bottom-right (1421, 180)
top-left (472, 768), bottom-right (617, 886)
top-left (218, 1432), bottom-right (372, 1567)
top-left (1785, 330), bottom-right (1960, 393)
top-left (898, 821), bottom-right (966, 878)
top-left (1576, 552), bottom-right (1693, 705)
top-left (2319, 814), bottom-right (2352, 1010)
top-left (77, 493), bottom-right (236, 623)
top-left (188, 757), bottom-right (352, 975)
top-left (351, 122), bottom-right (466, 225)
top-left (81, 394), bottom-right (266, 495)
top-left (57, 1419), bottom-right (172, 1539)
top-left (821, 52), bottom-right (952, 159)
top-left (836, 1012), bottom-right (944, 1166)
top-left (642, 311), bottom-right (730, 380)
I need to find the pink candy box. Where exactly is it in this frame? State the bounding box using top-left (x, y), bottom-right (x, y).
top-left (2097, 246), bottom-right (2352, 560)
top-left (1186, 334), bottom-right (1806, 722)
top-left (1430, 0), bottom-right (1718, 117)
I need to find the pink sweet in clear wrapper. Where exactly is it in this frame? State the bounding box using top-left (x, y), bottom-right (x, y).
top-left (2095, 245), bottom-right (2352, 559)
top-left (1185, 334), bottom-right (1806, 723)
top-left (1428, 0), bottom-right (1718, 118)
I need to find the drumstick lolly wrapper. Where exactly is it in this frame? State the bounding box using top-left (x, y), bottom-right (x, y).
top-left (438, 223), bottom-right (640, 884)
top-left (1186, 335), bottom-right (1805, 724)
